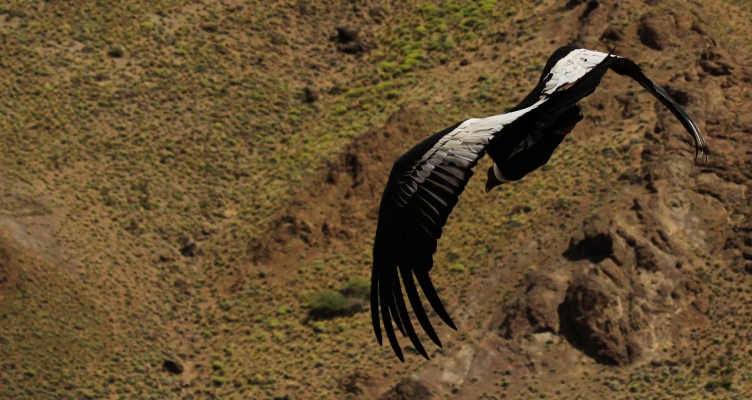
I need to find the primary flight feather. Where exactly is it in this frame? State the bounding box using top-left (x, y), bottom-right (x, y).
top-left (371, 45), bottom-right (710, 362)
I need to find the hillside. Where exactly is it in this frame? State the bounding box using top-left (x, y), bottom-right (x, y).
top-left (1, 0), bottom-right (752, 399)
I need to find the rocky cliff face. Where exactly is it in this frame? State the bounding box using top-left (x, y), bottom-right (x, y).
top-left (387, 0), bottom-right (752, 398)
top-left (253, 0), bottom-right (752, 397)
top-left (501, 191), bottom-right (713, 367)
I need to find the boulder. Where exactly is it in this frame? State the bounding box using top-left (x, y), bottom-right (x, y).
top-left (163, 359), bottom-right (184, 374)
top-left (339, 371), bottom-right (372, 396)
top-left (335, 26), bottom-right (359, 43)
top-left (379, 377), bottom-right (434, 400)
top-left (559, 268), bottom-right (639, 365)
top-left (498, 269), bottom-right (568, 339)
top-left (638, 14), bottom-right (676, 50)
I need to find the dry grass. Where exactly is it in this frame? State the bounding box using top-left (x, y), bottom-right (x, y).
top-left (1, 0), bottom-right (751, 399)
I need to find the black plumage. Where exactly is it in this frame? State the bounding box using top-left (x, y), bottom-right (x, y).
top-left (371, 45), bottom-right (710, 362)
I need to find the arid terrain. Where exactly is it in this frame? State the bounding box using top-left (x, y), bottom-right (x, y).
top-left (1, 0), bottom-right (752, 398)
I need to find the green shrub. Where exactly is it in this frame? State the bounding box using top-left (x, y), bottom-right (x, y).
top-left (309, 290), bottom-right (349, 318)
top-left (307, 282), bottom-right (370, 320)
top-left (340, 279), bottom-right (369, 300)
top-left (449, 263), bottom-right (465, 273)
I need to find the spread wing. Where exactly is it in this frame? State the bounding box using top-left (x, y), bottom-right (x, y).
top-left (511, 47), bottom-right (709, 162)
top-left (542, 48), bottom-right (710, 161)
top-left (609, 56), bottom-right (709, 161)
top-left (371, 99), bottom-right (547, 361)
top-left (542, 48), bottom-right (612, 94)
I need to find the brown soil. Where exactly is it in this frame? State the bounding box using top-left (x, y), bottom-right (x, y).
top-left (0, 234), bottom-right (19, 300)
top-left (2, 0), bottom-right (752, 399)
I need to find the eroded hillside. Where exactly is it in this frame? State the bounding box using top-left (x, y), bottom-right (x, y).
top-left (1, 0), bottom-right (751, 399)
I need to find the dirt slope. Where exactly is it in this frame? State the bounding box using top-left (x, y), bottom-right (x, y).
top-left (1, 0), bottom-right (752, 399)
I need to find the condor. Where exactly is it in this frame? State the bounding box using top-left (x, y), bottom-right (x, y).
top-left (370, 45), bottom-right (709, 361)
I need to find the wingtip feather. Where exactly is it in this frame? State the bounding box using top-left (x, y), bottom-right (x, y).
top-left (379, 274), bottom-right (404, 362)
top-left (400, 266), bottom-right (443, 349)
top-left (414, 270), bottom-right (457, 331)
top-left (370, 262), bottom-right (383, 346)
top-left (389, 267), bottom-right (430, 360)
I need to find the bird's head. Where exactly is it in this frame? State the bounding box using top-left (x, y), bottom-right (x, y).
top-left (485, 164), bottom-right (505, 193)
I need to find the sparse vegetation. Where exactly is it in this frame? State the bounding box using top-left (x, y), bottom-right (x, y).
top-left (340, 278), bottom-right (370, 300)
top-left (307, 278), bottom-right (372, 319)
top-left (308, 290), bottom-right (351, 319)
top-left (0, 0), bottom-right (750, 399)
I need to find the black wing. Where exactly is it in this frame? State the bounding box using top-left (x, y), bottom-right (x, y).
top-left (610, 57), bottom-right (709, 161)
top-left (496, 105), bottom-right (584, 182)
top-left (371, 100), bottom-right (548, 361)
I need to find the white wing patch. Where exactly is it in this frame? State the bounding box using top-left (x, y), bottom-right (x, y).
top-left (543, 49), bottom-right (613, 95)
top-left (395, 98), bottom-right (548, 208)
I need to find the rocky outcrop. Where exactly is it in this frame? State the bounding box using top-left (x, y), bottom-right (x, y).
top-left (378, 377), bottom-right (434, 400)
top-left (637, 11), bottom-right (702, 51)
top-left (727, 214), bottom-right (752, 274)
top-left (339, 371), bottom-right (373, 397)
top-left (698, 48), bottom-right (735, 77)
top-left (638, 14), bottom-right (676, 51)
top-left (498, 181), bottom-right (714, 365)
top-left (560, 266), bottom-right (638, 365)
top-left (162, 359), bottom-right (184, 374)
top-left (334, 26), bottom-right (369, 55)
top-left (498, 269), bottom-right (568, 339)
top-left (563, 213), bottom-right (614, 263)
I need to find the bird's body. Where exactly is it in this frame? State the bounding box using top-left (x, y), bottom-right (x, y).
top-left (371, 45), bottom-right (709, 362)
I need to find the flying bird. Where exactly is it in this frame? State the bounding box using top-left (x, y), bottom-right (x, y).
top-left (370, 45), bottom-right (710, 362)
